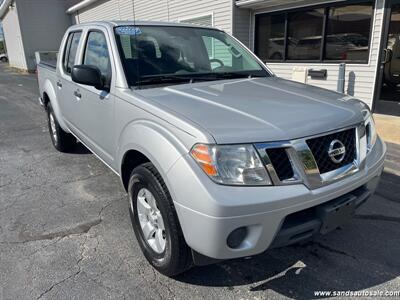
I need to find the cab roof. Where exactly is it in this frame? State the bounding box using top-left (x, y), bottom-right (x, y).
top-left (68, 20), bottom-right (221, 32)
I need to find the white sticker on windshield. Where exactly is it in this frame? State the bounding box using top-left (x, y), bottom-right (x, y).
top-left (116, 26), bottom-right (142, 36)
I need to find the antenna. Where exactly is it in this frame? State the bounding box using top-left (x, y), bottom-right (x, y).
top-left (131, 0), bottom-right (140, 89)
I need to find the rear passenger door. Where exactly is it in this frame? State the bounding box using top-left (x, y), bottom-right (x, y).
top-left (74, 28), bottom-right (116, 166)
top-left (57, 30), bottom-right (83, 128)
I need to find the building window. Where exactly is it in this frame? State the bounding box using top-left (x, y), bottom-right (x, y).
top-left (254, 1), bottom-right (374, 63)
top-left (287, 9), bottom-right (324, 60)
top-left (180, 14), bottom-right (213, 27)
top-left (325, 4), bottom-right (373, 61)
top-left (255, 14), bottom-right (285, 61)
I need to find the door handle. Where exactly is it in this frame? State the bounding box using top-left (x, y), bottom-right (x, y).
top-left (56, 81), bottom-right (62, 88)
top-left (382, 49), bottom-right (392, 64)
top-left (74, 90), bottom-right (82, 99)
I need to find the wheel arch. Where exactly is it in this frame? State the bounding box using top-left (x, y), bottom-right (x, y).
top-left (120, 149), bottom-right (151, 191)
top-left (118, 120), bottom-right (188, 194)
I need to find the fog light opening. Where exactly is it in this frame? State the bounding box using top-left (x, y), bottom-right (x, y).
top-left (227, 227), bottom-right (248, 249)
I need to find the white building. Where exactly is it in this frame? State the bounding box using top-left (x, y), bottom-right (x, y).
top-left (0, 0), bottom-right (399, 117)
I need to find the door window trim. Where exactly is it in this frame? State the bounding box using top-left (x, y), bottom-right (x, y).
top-left (62, 30), bottom-right (82, 76)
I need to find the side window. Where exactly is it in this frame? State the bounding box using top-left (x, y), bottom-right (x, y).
top-left (65, 32), bottom-right (82, 74)
top-left (254, 13), bottom-right (285, 61)
top-left (83, 31), bottom-right (111, 83)
top-left (63, 33), bottom-right (73, 71)
top-left (287, 9), bottom-right (324, 60)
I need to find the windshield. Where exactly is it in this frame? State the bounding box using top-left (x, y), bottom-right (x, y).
top-left (114, 25), bottom-right (270, 88)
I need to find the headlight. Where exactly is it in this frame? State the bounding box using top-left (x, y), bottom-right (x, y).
top-left (190, 144), bottom-right (272, 185)
top-left (363, 109), bottom-right (377, 152)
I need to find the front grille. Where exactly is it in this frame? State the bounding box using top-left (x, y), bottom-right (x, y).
top-left (306, 128), bottom-right (356, 174)
top-left (266, 148), bottom-right (294, 181)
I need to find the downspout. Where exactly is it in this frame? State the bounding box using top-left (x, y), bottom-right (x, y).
top-left (66, 0), bottom-right (100, 14)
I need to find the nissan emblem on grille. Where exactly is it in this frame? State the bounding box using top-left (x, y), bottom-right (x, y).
top-left (328, 139), bottom-right (346, 163)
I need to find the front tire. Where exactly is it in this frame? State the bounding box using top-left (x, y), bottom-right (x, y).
top-left (0, 57), bottom-right (7, 63)
top-left (128, 162), bottom-right (192, 276)
top-left (47, 103), bottom-right (76, 152)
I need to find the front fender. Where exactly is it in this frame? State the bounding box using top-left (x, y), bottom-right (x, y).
top-left (43, 79), bottom-right (69, 131)
top-left (117, 120), bottom-right (190, 195)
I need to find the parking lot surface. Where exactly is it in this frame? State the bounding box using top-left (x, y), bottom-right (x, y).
top-left (0, 64), bottom-right (399, 299)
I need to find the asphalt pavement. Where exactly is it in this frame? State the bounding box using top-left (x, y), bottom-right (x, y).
top-left (0, 63), bottom-right (399, 299)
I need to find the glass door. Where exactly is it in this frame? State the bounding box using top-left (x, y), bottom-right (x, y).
top-left (375, 0), bottom-right (400, 116)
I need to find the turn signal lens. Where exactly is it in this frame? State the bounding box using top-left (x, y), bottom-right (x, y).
top-left (190, 143), bottom-right (272, 186)
top-left (190, 144), bottom-right (217, 176)
top-left (363, 109), bottom-right (377, 153)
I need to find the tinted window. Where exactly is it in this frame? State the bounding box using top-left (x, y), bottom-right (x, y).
top-left (63, 33), bottom-right (73, 71)
top-left (325, 4), bottom-right (373, 61)
top-left (255, 13), bottom-right (285, 61)
top-left (254, 1), bottom-right (373, 63)
top-left (66, 32), bottom-right (82, 74)
top-left (83, 31), bottom-right (112, 82)
top-left (287, 9), bottom-right (324, 60)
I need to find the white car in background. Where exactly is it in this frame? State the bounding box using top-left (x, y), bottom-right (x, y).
top-left (0, 53), bottom-right (8, 63)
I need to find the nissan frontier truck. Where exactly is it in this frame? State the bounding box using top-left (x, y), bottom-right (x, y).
top-left (36, 21), bottom-right (386, 276)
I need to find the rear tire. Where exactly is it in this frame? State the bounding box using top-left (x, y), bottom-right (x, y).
top-left (47, 103), bottom-right (76, 152)
top-left (128, 162), bottom-right (192, 276)
top-left (0, 57), bottom-right (7, 63)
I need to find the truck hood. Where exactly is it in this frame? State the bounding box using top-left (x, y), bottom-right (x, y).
top-left (136, 77), bottom-right (366, 144)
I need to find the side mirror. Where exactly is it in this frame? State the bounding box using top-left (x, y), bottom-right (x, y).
top-left (71, 65), bottom-right (104, 90)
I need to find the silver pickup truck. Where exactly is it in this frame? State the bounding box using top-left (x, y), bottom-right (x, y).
top-left (37, 21), bottom-right (386, 276)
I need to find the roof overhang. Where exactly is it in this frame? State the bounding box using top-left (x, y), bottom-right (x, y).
top-left (236, 0), bottom-right (345, 10)
top-left (0, 0), bottom-right (14, 20)
top-left (66, 0), bottom-right (100, 14)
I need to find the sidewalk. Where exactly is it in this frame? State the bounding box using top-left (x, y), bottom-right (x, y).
top-left (374, 114), bottom-right (400, 145)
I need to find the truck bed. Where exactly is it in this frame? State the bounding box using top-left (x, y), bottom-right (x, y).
top-left (35, 51), bottom-right (58, 69)
top-left (36, 51), bottom-right (58, 102)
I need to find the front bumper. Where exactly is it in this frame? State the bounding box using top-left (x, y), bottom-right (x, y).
top-left (167, 137), bottom-right (386, 260)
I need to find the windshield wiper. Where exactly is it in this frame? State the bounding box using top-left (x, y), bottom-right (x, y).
top-left (135, 74), bottom-right (225, 88)
top-left (135, 72), bottom-right (265, 88)
top-left (135, 75), bottom-right (193, 86)
top-left (206, 72), bottom-right (254, 79)
top-left (190, 71), bottom-right (267, 81)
